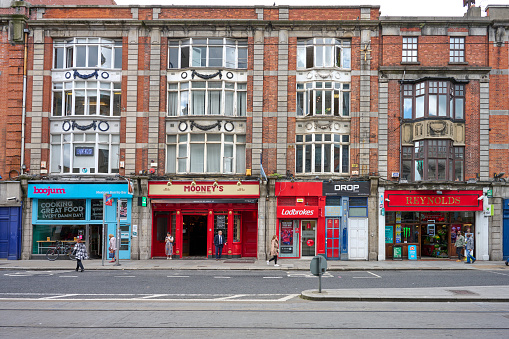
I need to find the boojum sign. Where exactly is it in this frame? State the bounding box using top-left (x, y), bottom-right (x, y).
top-left (32, 186), bottom-right (66, 196)
top-left (277, 206), bottom-right (318, 218)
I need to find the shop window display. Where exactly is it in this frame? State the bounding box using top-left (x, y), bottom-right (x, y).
top-left (32, 224), bottom-right (86, 254)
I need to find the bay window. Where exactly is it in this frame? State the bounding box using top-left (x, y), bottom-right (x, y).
top-left (401, 140), bottom-right (464, 181)
top-left (53, 81), bottom-right (121, 116)
top-left (402, 81), bottom-right (465, 120)
top-left (169, 38), bottom-right (248, 69)
top-left (50, 132), bottom-right (120, 174)
top-left (168, 81), bottom-right (246, 116)
top-left (166, 133), bottom-right (246, 174)
top-left (295, 133), bottom-right (349, 174)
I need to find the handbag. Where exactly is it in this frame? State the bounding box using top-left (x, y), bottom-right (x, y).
top-left (109, 251), bottom-right (115, 259)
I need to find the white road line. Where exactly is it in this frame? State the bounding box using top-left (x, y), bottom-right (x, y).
top-left (488, 270), bottom-right (509, 277)
top-left (59, 275), bottom-right (78, 278)
top-left (263, 276), bottom-right (283, 279)
top-left (352, 271), bottom-right (381, 279)
top-left (167, 275), bottom-right (189, 278)
top-left (277, 294), bottom-right (300, 301)
top-left (40, 294), bottom-right (78, 300)
top-left (114, 275), bottom-right (136, 278)
top-left (214, 276), bottom-right (231, 279)
top-left (215, 294), bottom-right (247, 301)
top-left (138, 294), bottom-right (168, 299)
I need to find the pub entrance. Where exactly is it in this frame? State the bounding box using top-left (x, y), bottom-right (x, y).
top-left (182, 214), bottom-right (208, 257)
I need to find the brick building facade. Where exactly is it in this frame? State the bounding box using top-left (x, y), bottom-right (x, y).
top-left (0, 2), bottom-right (508, 261)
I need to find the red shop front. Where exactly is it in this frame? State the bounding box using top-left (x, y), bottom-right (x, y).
top-left (275, 182), bottom-right (325, 259)
top-left (384, 190), bottom-right (483, 259)
top-left (148, 181), bottom-right (259, 259)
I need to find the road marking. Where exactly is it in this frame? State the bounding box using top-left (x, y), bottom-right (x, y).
top-left (352, 271), bottom-right (381, 279)
top-left (167, 275), bottom-right (189, 278)
top-left (488, 270), bottom-right (509, 277)
top-left (138, 294), bottom-right (168, 299)
top-left (59, 275), bottom-right (78, 278)
top-left (40, 294), bottom-right (78, 300)
top-left (114, 275), bottom-right (136, 278)
top-left (215, 294), bottom-right (247, 301)
top-left (278, 294), bottom-right (300, 301)
top-left (287, 272), bottom-right (334, 278)
top-left (214, 276), bottom-right (231, 279)
top-left (263, 276), bottom-right (283, 279)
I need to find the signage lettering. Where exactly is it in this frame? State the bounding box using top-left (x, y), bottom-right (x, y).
top-left (33, 186), bottom-right (66, 196)
top-left (405, 196), bottom-right (460, 205)
top-left (183, 185), bottom-right (224, 193)
top-left (334, 184), bottom-right (360, 192)
top-left (280, 208), bottom-right (315, 216)
top-left (37, 199), bottom-right (86, 220)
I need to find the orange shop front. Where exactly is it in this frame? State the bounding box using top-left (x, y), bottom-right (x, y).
top-left (148, 181), bottom-right (259, 259)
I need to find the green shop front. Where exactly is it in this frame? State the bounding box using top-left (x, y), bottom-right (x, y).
top-left (28, 181), bottom-right (133, 259)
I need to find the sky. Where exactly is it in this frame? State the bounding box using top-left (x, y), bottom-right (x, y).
top-left (114, 0), bottom-right (509, 17)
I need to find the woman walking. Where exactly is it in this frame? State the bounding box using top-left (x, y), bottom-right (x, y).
top-left (267, 235), bottom-right (279, 267)
top-left (165, 232), bottom-right (174, 259)
top-left (74, 237), bottom-right (88, 272)
top-left (455, 231), bottom-right (466, 262)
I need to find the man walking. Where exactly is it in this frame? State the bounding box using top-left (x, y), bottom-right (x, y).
top-left (214, 230), bottom-right (225, 261)
top-left (455, 231), bottom-right (466, 262)
top-left (465, 233), bottom-right (476, 264)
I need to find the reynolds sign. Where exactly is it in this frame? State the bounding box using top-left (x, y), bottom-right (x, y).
top-left (323, 181), bottom-right (370, 196)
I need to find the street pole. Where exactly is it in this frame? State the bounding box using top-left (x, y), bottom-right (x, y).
top-left (101, 193), bottom-right (106, 266)
top-left (115, 198), bottom-right (121, 266)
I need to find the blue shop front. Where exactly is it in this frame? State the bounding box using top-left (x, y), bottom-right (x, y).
top-left (28, 181), bottom-right (132, 259)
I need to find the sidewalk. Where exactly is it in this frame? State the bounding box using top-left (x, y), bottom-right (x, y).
top-left (0, 257), bottom-right (507, 271)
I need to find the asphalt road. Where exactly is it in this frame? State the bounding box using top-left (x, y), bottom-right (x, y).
top-left (1, 269), bottom-right (509, 296)
top-left (1, 270), bottom-right (509, 338)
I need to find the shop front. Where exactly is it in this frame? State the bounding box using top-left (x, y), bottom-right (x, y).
top-left (275, 182), bottom-right (324, 259)
top-left (27, 181), bottom-right (133, 259)
top-left (382, 190), bottom-right (485, 260)
top-left (323, 181), bottom-right (370, 260)
top-left (148, 181), bottom-right (259, 259)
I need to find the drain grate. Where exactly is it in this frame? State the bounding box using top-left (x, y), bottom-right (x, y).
top-left (447, 289), bottom-right (477, 295)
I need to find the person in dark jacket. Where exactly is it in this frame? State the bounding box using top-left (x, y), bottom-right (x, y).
top-left (213, 230), bottom-right (226, 260)
top-left (465, 233), bottom-right (476, 264)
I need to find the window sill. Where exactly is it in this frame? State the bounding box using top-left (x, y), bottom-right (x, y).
top-left (401, 62), bottom-right (420, 65)
top-left (448, 62), bottom-right (468, 66)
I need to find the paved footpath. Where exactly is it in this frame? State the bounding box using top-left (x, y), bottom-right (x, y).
top-left (2, 258), bottom-right (508, 303)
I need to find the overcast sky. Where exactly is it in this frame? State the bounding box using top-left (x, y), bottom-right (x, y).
top-left (114, 0), bottom-right (509, 17)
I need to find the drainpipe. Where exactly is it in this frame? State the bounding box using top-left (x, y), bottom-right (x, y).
top-left (20, 28), bottom-right (29, 175)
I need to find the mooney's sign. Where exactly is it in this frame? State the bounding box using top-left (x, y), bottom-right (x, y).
top-left (384, 190), bottom-right (483, 211)
top-left (277, 206), bottom-right (318, 218)
top-left (148, 181), bottom-right (259, 198)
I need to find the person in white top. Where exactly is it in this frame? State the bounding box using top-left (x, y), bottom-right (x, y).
top-left (108, 234), bottom-right (117, 263)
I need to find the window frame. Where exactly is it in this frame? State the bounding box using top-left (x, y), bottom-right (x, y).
top-left (296, 81), bottom-right (350, 117)
top-left (295, 133), bottom-right (350, 175)
top-left (402, 81), bottom-right (465, 120)
top-left (402, 37), bottom-right (418, 63)
top-left (50, 132), bottom-right (120, 175)
top-left (168, 38), bottom-right (248, 69)
top-left (401, 140), bottom-right (464, 182)
top-left (297, 38), bottom-right (351, 70)
top-left (53, 38), bottom-right (122, 70)
top-left (166, 133), bottom-right (246, 174)
top-left (449, 37), bottom-right (465, 63)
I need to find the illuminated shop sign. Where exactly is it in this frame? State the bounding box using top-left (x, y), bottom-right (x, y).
top-left (277, 206), bottom-right (318, 218)
top-left (384, 190), bottom-right (483, 211)
top-left (323, 181), bottom-right (370, 196)
top-left (148, 181), bottom-right (259, 198)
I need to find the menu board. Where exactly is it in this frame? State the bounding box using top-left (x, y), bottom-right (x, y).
top-left (91, 199), bottom-right (103, 220)
top-left (38, 199), bottom-right (86, 220)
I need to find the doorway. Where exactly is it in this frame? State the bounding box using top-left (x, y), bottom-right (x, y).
top-left (88, 225), bottom-right (103, 259)
top-left (182, 215), bottom-right (208, 257)
top-left (301, 220), bottom-right (316, 257)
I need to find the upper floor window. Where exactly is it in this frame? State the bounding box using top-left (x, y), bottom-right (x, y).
top-left (50, 132), bottom-right (120, 174)
top-left (54, 38), bottom-right (122, 70)
top-left (166, 133), bottom-right (246, 174)
top-left (402, 37), bottom-right (418, 63)
top-left (449, 37), bottom-right (465, 63)
top-left (297, 38), bottom-right (351, 69)
top-left (52, 81), bottom-right (121, 117)
top-left (168, 81), bottom-right (246, 116)
top-left (297, 82), bottom-right (350, 117)
top-left (168, 38), bottom-right (248, 69)
top-left (295, 133), bottom-right (349, 175)
top-left (402, 81), bottom-right (465, 120)
top-left (402, 140), bottom-right (464, 182)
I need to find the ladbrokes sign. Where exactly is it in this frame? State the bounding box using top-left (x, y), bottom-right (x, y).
top-left (277, 206), bottom-right (318, 218)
